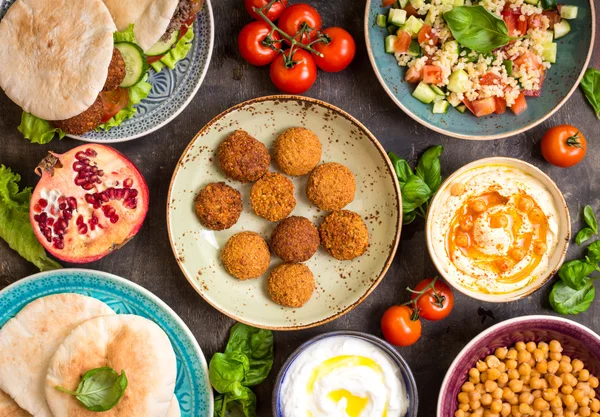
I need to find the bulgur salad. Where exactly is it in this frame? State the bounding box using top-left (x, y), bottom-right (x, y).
top-left (377, 0), bottom-right (579, 116)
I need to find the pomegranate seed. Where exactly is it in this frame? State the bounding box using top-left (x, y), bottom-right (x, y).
top-left (90, 215), bottom-right (98, 225)
top-left (124, 198), bottom-right (137, 209)
top-left (33, 204), bottom-right (42, 213)
top-left (106, 188), bottom-right (116, 200)
top-left (100, 192), bottom-right (109, 202)
top-left (53, 240), bottom-right (65, 250)
top-left (63, 211), bottom-right (72, 220)
top-left (85, 194), bottom-right (95, 204)
top-left (38, 198), bottom-right (48, 208)
top-left (73, 161), bottom-right (85, 172)
top-left (123, 178), bottom-right (133, 188)
top-left (47, 218), bottom-right (55, 226)
top-left (34, 214), bottom-right (41, 222)
top-left (59, 202), bottom-right (67, 210)
top-left (89, 175), bottom-right (98, 183)
top-left (89, 166), bottom-right (97, 173)
top-left (121, 189), bottom-right (131, 201)
top-left (58, 196), bottom-right (66, 204)
top-left (130, 189), bottom-right (138, 198)
top-left (75, 151), bottom-right (87, 161)
top-left (67, 197), bottom-right (77, 210)
top-left (75, 177), bottom-right (87, 186)
top-left (110, 215), bottom-right (119, 224)
top-left (82, 182), bottom-right (94, 191)
top-left (78, 224), bottom-right (88, 235)
top-left (40, 212), bottom-right (47, 221)
top-left (76, 215), bottom-right (84, 225)
top-left (85, 148), bottom-right (97, 157)
top-left (97, 170), bottom-right (104, 177)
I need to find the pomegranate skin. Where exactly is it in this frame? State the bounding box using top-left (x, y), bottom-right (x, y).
top-left (30, 144), bottom-right (149, 263)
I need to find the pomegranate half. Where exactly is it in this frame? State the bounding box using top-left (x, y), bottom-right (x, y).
top-left (30, 144), bottom-right (149, 263)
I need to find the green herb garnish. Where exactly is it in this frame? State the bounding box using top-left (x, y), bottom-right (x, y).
top-left (575, 205), bottom-right (599, 246)
top-left (580, 68), bottom-right (600, 119)
top-left (55, 367), bottom-right (128, 412)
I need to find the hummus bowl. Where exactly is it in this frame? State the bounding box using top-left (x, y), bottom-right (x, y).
top-left (426, 157), bottom-right (570, 302)
top-left (272, 331), bottom-right (418, 417)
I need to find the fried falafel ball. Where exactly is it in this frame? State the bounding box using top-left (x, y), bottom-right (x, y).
top-left (250, 172), bottom-right (296, 222)
top-left (268, 263), bottom-right (315, 308)
top-left (102, 48), bottom-right (126, 92)
top-left (306, 162), bottom-right (356, 211)
top-left (194, 182), bottom-right (243, 230)
top-left (52, 95), bottom-right (104, 135)
top-left (319, 210), bottom-right (369, 260)
top-left (273, 127), bottom-right (322, 176)
top-left (221, 231), bottom-right (270, 280)
top-left (271, 216), bottom-right (320, 262)
top-left (218, 130), bottom-right (271, 182)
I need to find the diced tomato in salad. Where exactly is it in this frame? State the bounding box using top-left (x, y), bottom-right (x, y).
top-left (514, 51), bottom-right (543, 70)
top-left (462, 98), bottom-right (476, 115)
top-left (405, 66), bottom-right (423, 84)
top-left (479, 72), bottom-right (503, 86)
top-left (471, 97), bottom-right (497, 117)
top-left (542, 10), bottom-right (561, 28)
top-left (511, 92), bottom-right (528, 115)
top-left (502, 9), bottom-right (528, 37)
top-left (494, 97), bottom-right (507, 114)
top-left (403, 3), bottom-right (419, 16)
top-left (418, 24), bottom-right (439, 46)
top-left (423, 65), bottom-right (443, 84)
top-left (382, 0), bottom-right (395, 6)
top-left (522, 70), bottom-right (546, 97)
top-left (395, 30), bottom-right (412, 53)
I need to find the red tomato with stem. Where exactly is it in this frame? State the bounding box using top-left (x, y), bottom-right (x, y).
top-left (410, 278), bottom-right (454, 321)
top-left (278, 4), bottom-right (322, 44)
top-left (270, 48), bottom-right (317, 94)
top-left (541, 125), bottom-right (587, 168)
top-left (244, 0), bottom-right (288, 21)
top-left (99, 88), bottom-right (129, 123)
top-left (381, 305), bottom-right (422, 347)
top-left (238, 21), bottom-right (281, 66)
top-left (312, 27), bottom-right (356, 72)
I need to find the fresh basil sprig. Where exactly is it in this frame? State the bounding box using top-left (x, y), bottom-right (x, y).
top-left (55, 367), bottom-right (128, 412)
top-left (576, 205), bottom-right (599, 246)
top-left (209, 323), bottom-right (274, 417)
top-left (389, 146), bottom-right (443, 225)
top-left (443, 6), bottom-right (515, 53)
top-left (580, 68), bottom-right (600, 119)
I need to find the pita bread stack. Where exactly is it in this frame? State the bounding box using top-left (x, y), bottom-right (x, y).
top-left (0, 294), bottom-right (180, 417)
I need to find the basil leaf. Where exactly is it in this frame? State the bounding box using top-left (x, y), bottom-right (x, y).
top-left (576, 227), bottom-right (595, 246)
top-left (558, 260), bottom-right (597, 290)
top-left (56, 367), bottom-right (127, 412)
top-left (586, 241), bottom-right (600, 265)
top-left (580, 68), bottom-right (600, 119)
top-left (403, 210), bottom-right (417, 225)
top-left (443, 6), bottom-right (514, 53)
top-left (209, 352), bottom-right (250, 395)
top-left (583, 205), bottom-right (598, 234)
top-left (415, 145), bottom-right (443, 193)
top-left (388, 152), bottom-right (413, 187)
top-left (549, 280), bottom-right (595, 315)
top-left (402, 175), bottom-right (432, 213)
top-left (214, 387), bottom-right (258, 417)
top-left (224, 323), bottom-right (274, 387)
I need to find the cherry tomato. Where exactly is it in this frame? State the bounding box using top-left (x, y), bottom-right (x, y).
top-left (312, 27), bottom-right (356, 72)
top-left (270, 48), bottom-right (317, 94)
top-left (99, 88), bottom-right (129, 123)
top-left (244, 0), bottom-right (288, 21)
top-left (381, 305), bottom-right (422, 347)
top-left (541, 125), bottom-right (587, 168)
top-left (238, 21), bottom-right (281, 66)
top-left (410, 278), bottom-right (454, 321)
top-left (278, 4), bottom-right (322, 44)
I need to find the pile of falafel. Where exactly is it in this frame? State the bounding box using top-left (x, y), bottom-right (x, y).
top-left (193, 127), bottom-right (369, 309)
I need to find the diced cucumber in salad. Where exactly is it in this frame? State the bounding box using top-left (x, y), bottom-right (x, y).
top-left (379, 0), bottom-right (579, 117)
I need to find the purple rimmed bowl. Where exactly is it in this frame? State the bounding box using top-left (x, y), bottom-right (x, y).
top-left (438, 315), bottom-right (600, 416)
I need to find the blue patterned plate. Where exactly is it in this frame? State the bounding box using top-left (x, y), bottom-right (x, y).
top-left (0, 0), bottom-right (214, 143)
top-left (0, 269), bottom-right (213, 417)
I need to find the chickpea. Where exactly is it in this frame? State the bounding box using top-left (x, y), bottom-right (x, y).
top-left (456, 232), bottom-right (470, 247)
top-left (548, 374), bottom-right (563, 388)
top-left (470, 368), bottom-right (481, 379)
top-left (550, 396), bottom-right (563, 408)
top-left (547, 360), bottom-right (560, 374)
top-left (536, 361), bottom-right (548, 374)
top-left (497, 373), bottom-right (509, 386)
top-left (563, 394), bottom-right (576, 407)
top-left (533, 240), bottom-right (548, 256)
top-left (459, 392), bottom-right (470, 404)
top-left (481, 393), bottom-right (493, 406)
top-left (502, 387), bottom-right (515, 400)
top-left (456, 410), bottom-right (466, 417)
top-left (561, 384), bottom-right (573, 395)
top-left (506, 359), bottom-right (518, 370)
top-left (529, 207), bottom-right (546, 224)
top-left (516, 342), bottom-right (527, 352)
top-left (470, 390), bottom-right (482, 401)
top-left (581, 406), bottom-right (592, 417)
top-left (510, 247), bottom-right (526, 261)
top-left (572, 359), bottom-right (584, 373)
top-left (509, 379), bottom-right (524, 392)
top-left (591, 398), bottom-right (600, 412)
top-left (462, 381), bottom-right (475, 392)
top-left (519, 363), bottom-right (532, 377)
top-left (589, 376), bottom-right (599, 388)
top-left (477, 361), bottom-right (489, 372)
top-left (486, 380), bottom-right (499, 393)
top-left (482, 411), bottom-right (498, 417)
top-left (459, 403), bottom-right (470, 412)
top-left (526, 342), bottom-right (537, 353)
top-left (533, 397), bottom-right (550, 411)
top-left (518, 196), bottom-right (534, 212)
top-left (580, 369), bottom-right (591, 382)
top-left (471, 400), bottom-right (482, 410)
top-left (492, 388), bottom-right (503, 400)
top-left (538, 342), bottom-right (549, 353)
top-left (491, 214), bottom-right (508, 229)
top-left (490, 400), bottom-right (503, 414)
top-left (501, 402), bottom-right (511, 417)
top-left (533, 349), bottom-right (545, 363)
top-left (460, 216), bottom-right (474, 232)
top-left (507, 349), bottom-right (518, 360)
top-left (549, 351), bottom-right (563, 361)
top-left (472, 409), bottom-right (484, 417)
top-left (508, 369), bottom-right (520, 380)
top-left (452, 182), bottom-right (466, 196)
top-left (518, 350), bottom-right (532, 364)
top-left (495, 347), bottom-right (508, 360)
top-left (520, 391), bottom-right (534, 405)
top-left (549, 340), bottom-right (563, 353)
top-left (495, 258), bottom-right (513, 272)
top-left (559, 361), bottom-right (573, 374)
top-left (565, 411), bottom-right (575, 417)
top-left (488, 368), bottom-right (501, 381)
top-left (486, 355), bottom-right (501, 368)
top-left (471, 198), bottom-right (487, 213)
top-left (519, 403), bottom-right (532, 414)
top-left (542, 389), bottom-right (556, 401)
top-left (530, 376), bottom-right (545, 390)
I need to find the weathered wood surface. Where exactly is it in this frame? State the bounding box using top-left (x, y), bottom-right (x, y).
top-left (1, 1), bottom-right (599, 415)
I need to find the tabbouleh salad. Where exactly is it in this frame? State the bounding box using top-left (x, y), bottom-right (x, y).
top-left (378, 0), bottom-right (579, 116)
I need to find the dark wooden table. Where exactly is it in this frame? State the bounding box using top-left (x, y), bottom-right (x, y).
top-left (1, 1), bottom-right (599, 416)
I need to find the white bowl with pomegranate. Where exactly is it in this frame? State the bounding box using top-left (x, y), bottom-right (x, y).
top-left (426, 157), bottom-right (570, 302)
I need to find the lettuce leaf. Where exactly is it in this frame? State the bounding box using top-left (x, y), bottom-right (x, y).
top-left (114, 24), bottom-right (136, 43)
top-left (0, 165), bottom-right (61, 271)
top-left (96, 74), bottom-right (152, 131)
top-left (150, 24), bottom-right (195, 72)
top-left (17, 113), bottom-right (66, 145)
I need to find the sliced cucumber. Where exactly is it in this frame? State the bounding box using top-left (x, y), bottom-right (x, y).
top-left (542, 42), bottom-right (557, 63)
top-left (377, 14), bottom-right (388, 28)
top-left (443, 40), bottom-right (459, 55)
top-left (553, 19), bottom-right (571, 39)
top-left (408, 41), bottom-right (421, 57)
top-left (385, 35), bottom-right (398, 54)
top-left (503, 59), bottom-right (513, 77)
top-left (404, 15), bottom-right (424, 38)
top-left (388, 8), bottom-right (407, 26)
top-left (542, 30), bottom-right (554, 44)
top-left (399, 0), bottom-right (409, 7)
top-left (413, 82), bottom-right (438, 104)
top-left (114, 42), bottom-right (148, 88)
top-left (560, 5), bottom-right (578, 19)
top-left (409, 0), bottom-right (424, 9)
top-left (424, 10), bottom-right (435, 25)
top-left (456, 104), bottom-right (467, 113)
top-left (524, 0), bottom-right (539, 4)
top-left (447, 69), bottom-right (469, 93)
top-left (430, 85), bottom-right (445, 96)
top-left (387, 24), bottom-right (398, 35)
top-left (146, 30), bottom-right (179, 57)
top-left (432, 100), bottom-right (450, 114)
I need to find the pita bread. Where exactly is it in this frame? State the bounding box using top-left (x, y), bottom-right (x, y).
top-left (46, 314), bottom-right (177, 417)
top-left (0, 0), bottom-right (116, 120)
top-left (0, 294), bottom-right (115, 417)
top-left (102, 0), bottom-right (179, 52)
top-left (167, 397), bottom-right (181, 417)
top-left (0, 390), bottom-right (31, 417)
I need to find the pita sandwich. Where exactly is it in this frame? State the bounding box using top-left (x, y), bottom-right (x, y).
top-left (0, 390), bottom-right (31, 417)
top-left (167, 397), bottom-right (181, 417)
top-left (0, 294), bottom-right (115, 417)
top-left (46, 314), bottom-right (177, 417)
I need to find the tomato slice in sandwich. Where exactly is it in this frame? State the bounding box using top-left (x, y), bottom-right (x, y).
top-left (99, 88), bottom-right (129, 123)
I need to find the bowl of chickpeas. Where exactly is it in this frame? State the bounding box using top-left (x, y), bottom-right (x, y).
top-left (438, 315), bottom-right (600, 417)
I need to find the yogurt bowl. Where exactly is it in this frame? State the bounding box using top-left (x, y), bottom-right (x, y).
top-left (272, 331), bottom-right (418, 417)
top-left (426, 157), bottom-right (570, 302)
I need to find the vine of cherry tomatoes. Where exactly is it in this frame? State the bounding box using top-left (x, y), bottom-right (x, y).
top-left (239, 0), bottom-right (356, 94)
top-left (381, 277), bottom-right (454, 347)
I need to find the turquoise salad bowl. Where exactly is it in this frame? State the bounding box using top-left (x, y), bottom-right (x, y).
top-left (364, 0), bottom-right (595, 140)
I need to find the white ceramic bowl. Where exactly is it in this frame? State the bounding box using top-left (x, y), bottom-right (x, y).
top-left (426, 157), bottom-right (571, 302)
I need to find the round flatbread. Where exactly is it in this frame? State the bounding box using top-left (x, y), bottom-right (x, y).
top-left (102, 0), bottom-right (179, 52)
top-left (0, 0), bottom-right (116, 120)
top-left (0, 390), bottom-right (31, 417)
top-left (46, 315), bottom-right (177, 417)
top-left (167, 397), bottom-right (181, 417)
top-left (0, 294), bottom-right (115, 417)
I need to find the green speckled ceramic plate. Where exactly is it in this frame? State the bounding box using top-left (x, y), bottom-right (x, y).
top-left (167, 95), bottom-right (402, 330)
top-left (365, 0), bottom-right (595, 140)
